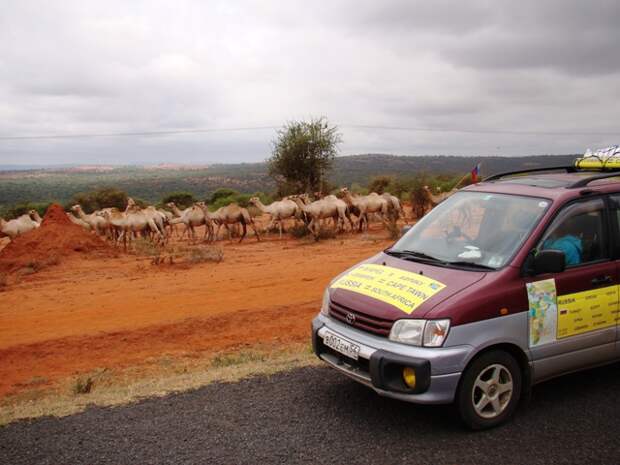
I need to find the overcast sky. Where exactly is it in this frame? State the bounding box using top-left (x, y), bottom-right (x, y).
top-left (1, 0), bottom-right (619, 165)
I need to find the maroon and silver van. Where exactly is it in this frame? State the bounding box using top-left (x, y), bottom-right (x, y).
top-left (312, 165), bottom-right (620, 429)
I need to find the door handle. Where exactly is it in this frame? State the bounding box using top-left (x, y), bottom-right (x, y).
top-left (591, 275), bottom-right (613, 286)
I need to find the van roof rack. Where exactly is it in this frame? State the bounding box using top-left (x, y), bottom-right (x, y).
top-left (567, 172), bottom-right (620, 188)
top-left (483, 166), bottom-right (577, 182)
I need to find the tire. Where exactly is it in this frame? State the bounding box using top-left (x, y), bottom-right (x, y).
top-left (457, 350), bottom-right (522, 430)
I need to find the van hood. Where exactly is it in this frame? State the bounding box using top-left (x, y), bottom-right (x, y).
top-left (329, 252), bottom-right (486, 321)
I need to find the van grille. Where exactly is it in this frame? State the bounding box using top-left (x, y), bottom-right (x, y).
top-left (329, 301), bottom-right (393, 337)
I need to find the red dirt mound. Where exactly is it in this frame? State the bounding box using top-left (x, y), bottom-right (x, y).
top-left (0, 204), bottom-right (114, 273)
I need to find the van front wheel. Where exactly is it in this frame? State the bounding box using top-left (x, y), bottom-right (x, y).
top-left (457, 350), bottom-right (521, 430)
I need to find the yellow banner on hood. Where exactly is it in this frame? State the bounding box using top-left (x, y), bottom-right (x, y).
top-left (330, 264), bottom-right (446, 315)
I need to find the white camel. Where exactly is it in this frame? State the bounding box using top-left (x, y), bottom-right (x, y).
top-left (99, 208), bottom-right (164, 249)
top-left (248, 197), bottom-right (300, 238)
top-left (381, 192), bottom-right (403, 222)
top-left (168, 203), bottom-right (212, 242)
top-left (0, 213), bottom-right (40, 240)
top-left (67, 212), bottom-right (92, 230)
top-left (197, 202), bottom-right (260, 243)
top-left (71, 204), bottom-right (109, 235)
top-left (290, 195), bottom-right (350, 239)
top-left (340, 188), bottom-right (389, 231)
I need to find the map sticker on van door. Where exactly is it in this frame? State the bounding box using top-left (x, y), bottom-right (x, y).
top-left (527, 279), bottom-right (558, 347)
top-left (330, 264), bottom-right (446, 315)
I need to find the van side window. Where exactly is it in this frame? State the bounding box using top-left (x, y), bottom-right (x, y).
top-left (607, 194), bottom-right (620, 257)
top-left (538, 198), bottom-right (607, 267)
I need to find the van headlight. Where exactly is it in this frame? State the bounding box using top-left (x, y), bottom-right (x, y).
top-left (320, 288), bottom-right (330, 315)
top-left (389, 319), bottom-right (450, 347)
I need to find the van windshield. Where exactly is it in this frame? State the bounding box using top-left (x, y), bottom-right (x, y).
top-left (390, 192), bottom-right (550, 270)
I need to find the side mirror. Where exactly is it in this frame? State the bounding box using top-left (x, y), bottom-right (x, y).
top-left (533, 249), bottom-right (566, 275)
top-left (400, 225), bottom-right (412, 237)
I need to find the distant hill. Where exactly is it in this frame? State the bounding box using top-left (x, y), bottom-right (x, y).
top-left (0, 153), bottom-right (578, 209)
top-left (329, 154), bottom-right (577, 185)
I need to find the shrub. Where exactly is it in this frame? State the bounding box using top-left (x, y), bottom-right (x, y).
top-left (289, 224), bottom-right (310, 238)
top-left (385, 219), bottom-right (400, 240)
top-left (71, 188), bottom-right (128, 213)
top-left (208, 188), bottom-right (239, 204)
top-left (5, 202), bottom-right (52, 220)
top-left (368, 175), bottom-right (393, 194)
top-left (162, 192), bottom-right (196, 209)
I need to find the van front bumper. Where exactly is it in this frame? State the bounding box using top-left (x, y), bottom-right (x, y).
top-left (312, 315), bottom-right (473, 404)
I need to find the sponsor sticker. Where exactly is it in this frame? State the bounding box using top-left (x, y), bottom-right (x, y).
top-left (330, 264), bottom-right (446, 315)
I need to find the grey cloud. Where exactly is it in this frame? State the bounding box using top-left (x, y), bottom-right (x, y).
top-left (0, 0), bottom-right (619, 165)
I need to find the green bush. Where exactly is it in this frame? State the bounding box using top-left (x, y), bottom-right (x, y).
top-left (161, 192), bottom-right (196, 209)
top-left (208, 188), bottom-right (239, 204)
top-left (368, 175), bottom-right (394, 194)
top-left (71, 188), bottom-right (129, 213)
top-left (4, 202), bottom-right (52, 220)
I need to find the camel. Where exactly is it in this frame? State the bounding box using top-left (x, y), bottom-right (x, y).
top-left (166, 202), bottom-right (212, 241)
top-left (381, 193), bottom-right (403, 222)
top-left (157, 208), bottom-right (176, 237)
top-left (248, 197), bottom-right (300, 238)
top-left (99, 208), bottom-right (163, 249)
top-left (197, 202), bottom-right (260, 243)
top-left (29, 210), bottom-right (43, 225)
top-left (67, 212), bottom-right (92, 229)
top-left (168, 203), bottom-right (212, 242)
top-left (424, 186), bottom-right (457, 207)
top-left (290, 196), bottom-right (350, 239)
top-left (340, 188), bottom-right (389, 231)
top-left (71, 204), bottom-right (109, 235)
top-left (0, 213), bottom-right (39, 240)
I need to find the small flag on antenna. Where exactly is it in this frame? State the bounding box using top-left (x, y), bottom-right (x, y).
top-left (471, 163), bottom-right (481, 183)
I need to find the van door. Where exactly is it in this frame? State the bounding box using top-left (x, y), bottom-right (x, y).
top-left (529, 197), bottom-right (618, 382)
top-left (606, 194), bottom-right (620, 357)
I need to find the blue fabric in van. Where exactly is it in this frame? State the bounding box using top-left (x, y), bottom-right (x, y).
top-left (543, 235), bottom-right (582, 266)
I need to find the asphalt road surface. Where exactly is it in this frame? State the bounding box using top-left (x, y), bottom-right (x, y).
top-left (2, 363), bottom-right (620, 465)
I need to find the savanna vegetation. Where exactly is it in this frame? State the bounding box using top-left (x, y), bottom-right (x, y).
top-left (0, 153), bottom-right (576, 219)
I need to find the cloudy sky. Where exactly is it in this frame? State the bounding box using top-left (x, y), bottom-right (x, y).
top-left (1, 0), bottom-right (619, 165)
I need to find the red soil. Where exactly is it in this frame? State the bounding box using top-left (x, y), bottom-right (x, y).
top-left (0, 204), bottom-right (113, 274)
top-left (0, 228), bottom-right (394, 398)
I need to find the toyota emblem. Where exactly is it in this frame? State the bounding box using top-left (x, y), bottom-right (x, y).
top-left (345, 312), bottom-right (356, 325)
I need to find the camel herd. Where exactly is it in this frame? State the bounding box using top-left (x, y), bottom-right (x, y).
top-left (0, 188), bottom-right (413, 247)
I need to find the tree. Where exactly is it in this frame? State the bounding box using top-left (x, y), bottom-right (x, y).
top-left (267, 117), bottom-right (342, 194)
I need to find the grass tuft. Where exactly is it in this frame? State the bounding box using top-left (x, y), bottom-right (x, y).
top-left (73, 376), bottom-right (94, 395)
top-left (188, 246), bottom-right (224, 264)
top-left (210, 350), bottom-right (266, 368)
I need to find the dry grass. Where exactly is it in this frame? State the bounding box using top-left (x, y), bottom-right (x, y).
top-left (188, 246), bottom-right (224, 264)
top-left (0, 344), bottom-right (319, 426)
top-left (132, 238), bottom-right (224, 266)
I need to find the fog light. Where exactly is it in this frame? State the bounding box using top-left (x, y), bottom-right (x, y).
top-left (402, 367), bottom-right (416, 389)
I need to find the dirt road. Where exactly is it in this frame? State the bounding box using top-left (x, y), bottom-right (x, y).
top-left (0, 233), bottom-right (392, 398)
top-left (2, 363), bottom-right (620, 465)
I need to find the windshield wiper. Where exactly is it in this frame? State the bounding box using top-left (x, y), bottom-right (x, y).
top-left (384, 248), bottom-right (443, 263)
top-left (443, 261), bottom-right (495, 270)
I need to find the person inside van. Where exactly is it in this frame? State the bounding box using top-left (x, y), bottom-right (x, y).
top-left (542, 218), bottom-right (583, 266)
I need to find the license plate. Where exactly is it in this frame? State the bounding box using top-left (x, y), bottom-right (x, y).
top-left (323, 330), bottom-right (360, 360)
